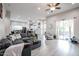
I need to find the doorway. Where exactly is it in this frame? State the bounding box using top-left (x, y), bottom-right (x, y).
top-left (56, 19), bottom-right (74, 40)
top-left (41, 20), bottom-right (46, 40)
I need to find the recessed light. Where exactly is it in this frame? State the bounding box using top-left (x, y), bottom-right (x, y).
top-left (72, 3), bottom-right (75, 4)
top-left (37, 7), bottom-right (41, 10)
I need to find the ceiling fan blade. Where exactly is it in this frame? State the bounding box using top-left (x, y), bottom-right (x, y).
top-left (47, 4), bottom-right (52, 7)
top-left (55, 3), bottom-right (60, 6)
top-left (45, 8), bottom-right (50, 11)
top-left (56, 7), bottom-right (61, 9)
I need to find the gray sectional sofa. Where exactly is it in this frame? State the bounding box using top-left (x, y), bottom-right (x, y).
top-left (0, 31), bottom-right (41, 56)
top-left (0, 37), bottom-right (31, 56)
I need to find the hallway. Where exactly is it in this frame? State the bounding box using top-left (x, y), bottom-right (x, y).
top-left (32, 40), bottom-right (79, 56)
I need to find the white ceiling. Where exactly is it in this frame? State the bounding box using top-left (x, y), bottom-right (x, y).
top-left (4, 3), bottom-right (79, 20)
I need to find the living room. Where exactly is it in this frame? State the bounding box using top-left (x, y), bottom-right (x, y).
top-left (0, 3), bottom-right (79, 56)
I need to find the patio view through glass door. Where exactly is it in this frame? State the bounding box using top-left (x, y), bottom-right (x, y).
top-left (56, 19), bottom-right (74, 40)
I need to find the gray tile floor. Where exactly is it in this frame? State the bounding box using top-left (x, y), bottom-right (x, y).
top-left (32, 40), bottom-right (79, 56)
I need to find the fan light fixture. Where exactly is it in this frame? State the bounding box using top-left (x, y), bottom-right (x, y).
top-left (50, 7), bottom-right (55, 10)
top-left (45, 3), bottom-right (61, 12)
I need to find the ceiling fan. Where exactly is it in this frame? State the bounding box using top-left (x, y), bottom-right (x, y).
top-left (45, 3), bottom-right (61, 12)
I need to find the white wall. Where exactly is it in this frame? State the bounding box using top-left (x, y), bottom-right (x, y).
top-left (4, 18), bottom-right (11, 35)
top-left (0, 19), bottom-right (5, 39)
top-left (0, 4), bottom-right (11, 39)
top-left (74, 16), bottom-right (79, 39)
top-left (46, 8), bottom-right (79, 39)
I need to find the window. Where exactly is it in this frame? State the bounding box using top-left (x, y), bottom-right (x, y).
top-left (56, 19), bottom-right (74, 40)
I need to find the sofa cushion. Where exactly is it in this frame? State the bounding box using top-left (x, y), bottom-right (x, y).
top-left (13, 39), bottom-right (24, 45)
top-left (0, 49), bottom-right (6, 56)
top-left (20, 33), bottom-right (27, 38)
top-left (16, 34), bottom-right (21, 39)
top-left (0, 38), bottom-right (13, 50)
top-left (10, 35), bottom-right (17, 41)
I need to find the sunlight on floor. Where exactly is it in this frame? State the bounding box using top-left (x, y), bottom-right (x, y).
top-left (57, 40), bottom-right (70, 54)
top-left (32, 40), bottom-right (79, 56)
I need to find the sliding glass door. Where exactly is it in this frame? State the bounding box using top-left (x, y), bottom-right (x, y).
top-left (56, 19), bottom-right (74, 40)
